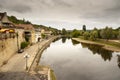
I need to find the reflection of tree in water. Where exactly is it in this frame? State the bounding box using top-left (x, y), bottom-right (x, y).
top-left (71, 39), bottom-right (80, 46)
top-left (117, 55), bottom-right (120, 69)
top-left (62, 37), bottom-right (67, 43)
top-left (81, 43), bottom-right (113, 61)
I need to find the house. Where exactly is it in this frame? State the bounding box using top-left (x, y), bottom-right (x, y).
top-left (0, 12), bottom-right (15, 33)
top-left (35, 28), bottom-right (41, 42)
top-left (0, 12), bottom-right (14, 28)
top-left (15, 24), bottom-right (35, 30)
top-left (0, 12), bottom-right (16, 39)
top-left (15, 24), bottom-right (36, 43)
top-left (40, 28), bottom-right (52, 39)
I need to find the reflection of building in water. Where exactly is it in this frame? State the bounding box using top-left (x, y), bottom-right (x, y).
top-left (117, 55), bottom-right (120, 69)
top-left (81, 43), bottom-right (113, 61)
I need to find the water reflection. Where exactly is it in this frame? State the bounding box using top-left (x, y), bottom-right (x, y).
top-left (40, 38), bottom-right (120, 80)
top-left (117, 55), bottom-right (120, 68)
top-left (71, 39), bottom-right (80, 45)
top-left (81, 43), bottom-right (113, 61)
top-left (52, 37), bottom-right (61, 43)
top-left (62, 37), bottom-right (67, 43)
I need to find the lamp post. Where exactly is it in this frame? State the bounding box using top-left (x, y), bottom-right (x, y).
top-left (24, 53), bottom-right (30, 70)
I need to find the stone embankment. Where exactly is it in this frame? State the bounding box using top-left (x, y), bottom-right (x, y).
top-left (28, 36), bottom-right (59, 72)
top-left (0, 29), bottom-right (25, 67)
top-left (28, 36), bottom-right (59, 80)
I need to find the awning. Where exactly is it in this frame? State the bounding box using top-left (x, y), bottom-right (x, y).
top-left (0, 29), bottom-right (15, 33)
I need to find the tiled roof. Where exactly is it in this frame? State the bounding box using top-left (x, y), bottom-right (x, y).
top-left (15, 24), bottom-right (35, 30)
top-left (0, 13), bottom-right (5, 21)
top-left (0, 12), bottom-right (11, 23)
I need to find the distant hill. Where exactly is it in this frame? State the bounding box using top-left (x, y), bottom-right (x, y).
top-left (7, 15), bottom-right (60, 34)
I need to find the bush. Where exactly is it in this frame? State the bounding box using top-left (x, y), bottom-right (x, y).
top-left (21, 41), bottom-right (29, 49)
top-left (41, 33), bottom-right (46, 39)
top-left (71, 29), bottom-right (80, 38)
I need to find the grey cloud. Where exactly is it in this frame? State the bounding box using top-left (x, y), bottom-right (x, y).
top-left (9, 4), bottom-right (31, 13)
top-left (52, 0), bottom-right (72, 7)
top-left (0, 0), bottom-right (120, 29)
top-left (75, 0), bottom-right (120, 24)
top-left (0, 0), bottom-right (31, 13)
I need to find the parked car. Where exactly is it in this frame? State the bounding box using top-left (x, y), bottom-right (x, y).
top-left (18, 49), bottom-right (24, 53)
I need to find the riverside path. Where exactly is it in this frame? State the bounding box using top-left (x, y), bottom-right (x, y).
top-left (0, 36), bottom-right (58, 80)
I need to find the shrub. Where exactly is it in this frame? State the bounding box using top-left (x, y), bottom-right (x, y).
top-left (41, 33), bottom-right (46, 39)
top-left (21, 41), bottom-right (29, 49)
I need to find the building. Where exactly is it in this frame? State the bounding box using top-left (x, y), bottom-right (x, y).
top-left (40, 28), bottom-right (52, 39)
top-left (15, 24), bottom-right (36, 43)
top-left (0, 12), bottom-right (16, 39)
top-left (35, 28), bottom-right (41, 42)
top-left (0, 12), bottom-right (14, 28)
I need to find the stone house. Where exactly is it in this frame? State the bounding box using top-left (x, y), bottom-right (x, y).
top-left (15, 24), bottom-right (36, 43)
top-left (40, 28), bottom-right (52, 39)
top-left (0, 12), bottom-right (16, 39)
top-left (0, 12), bottom-right (14, 28)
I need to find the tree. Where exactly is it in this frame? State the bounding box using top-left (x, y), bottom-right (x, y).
top-left (71, 29), bottom-right (80, 38)
top-left (8, 15), bottom-right (31, 24)
top-left (90, 30), bottom-right (99, 41)
top-left (62, 28), bottom-right (67, 35)
top-left (83, 31), bottom-right (90, 40)
top-left (83, 25), bottom-right (86, 31)
top-left (41, 33), bottom-right (46, 39)
top-left (100, 27), bottom-right (113, 40)
top-left (118, 29), bottom-right (120, 40)
top-left (8, 16), bottom-right (18, 24)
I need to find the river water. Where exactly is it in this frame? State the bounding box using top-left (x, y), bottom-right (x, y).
top-left (40, 38), bottom-right (120, 80)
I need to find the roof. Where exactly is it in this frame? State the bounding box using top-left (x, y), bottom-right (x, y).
top-left (0, 12), bottom-right (5, 21)
top-left (15, 24), bottom-right (35, 30)
top-left (0, 12), bottom-right (11, 23)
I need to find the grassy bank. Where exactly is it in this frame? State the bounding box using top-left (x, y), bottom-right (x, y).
top-left (72, 38), bottom-right (120, 52)
top-left (50, 69), bottom-right (56, 80)
top-left (94, 39), bottom-right (120, 48)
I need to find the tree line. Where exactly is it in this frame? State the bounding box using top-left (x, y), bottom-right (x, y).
top-left (61, 25), bottom-right (120, 41)
top-left (8, 16), bottom-right (31, 24)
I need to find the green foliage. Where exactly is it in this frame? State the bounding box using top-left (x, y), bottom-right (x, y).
top-left (100, 27), bottom-right (113, 40)
top-left (41, 33), bottom-right (46, 39)
top-left (50, 70), bottom-right (56, 80)
top-left (89, 30), bottom-right (99, 41)
top-left (89, 35), bottom-right (95, 41)
top-left (83, 31), bottom-right (90, 40)
top-left (118, 30), bottom-right (120, 40)
top-left (8, 16), bottom-right (31, 24)
top-left (25, 36), bottom-right (30, 42)
top-left (71, 29), bottom-right (80, 38)
top-left (62, 28), bottom-right (67, 35)
top-left (21, 41), bottom-right (29, 49)
top-left (79, 26), bottom-right (120, 41)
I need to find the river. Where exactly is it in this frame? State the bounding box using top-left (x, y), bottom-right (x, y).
top-left (39, 38), bottom-right (120, 80)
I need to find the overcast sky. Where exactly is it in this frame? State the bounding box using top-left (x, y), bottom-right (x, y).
top-left (0, 0), bottom-right (120, 30)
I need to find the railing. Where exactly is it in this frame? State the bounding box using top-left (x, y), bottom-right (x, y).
top-left (0, 33), bottom-right (16, 40)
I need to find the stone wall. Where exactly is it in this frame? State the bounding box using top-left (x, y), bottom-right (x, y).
top-left (0, 29), bottom-right (25, 66)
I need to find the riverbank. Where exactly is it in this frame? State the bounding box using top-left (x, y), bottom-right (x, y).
top-left (72, 38), bottom-right (120, 52)
top-left (28, 36), bottom-right (58, 80)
